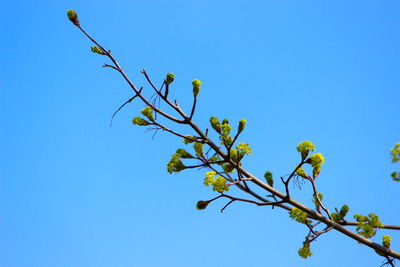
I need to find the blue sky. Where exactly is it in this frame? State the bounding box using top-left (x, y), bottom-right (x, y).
top-left (1, 1), bottom-right (400, 266)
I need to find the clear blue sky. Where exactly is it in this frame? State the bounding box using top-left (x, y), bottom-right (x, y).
top-left (1, 1), bottom-right (399, 266)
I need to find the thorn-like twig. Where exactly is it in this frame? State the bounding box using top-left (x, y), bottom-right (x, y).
top-left (110, 87), bottom-right (143, 127)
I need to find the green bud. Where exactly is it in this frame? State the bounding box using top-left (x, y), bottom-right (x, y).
top-left (339, 204), bottom-right (349, 217)
top-left (222, 163), bottom-right (235, 173)
top-left (238, 118), bottom-right (247, 134)
top-left (391, 171), bottom-right (400, 182)
top-left (91, 46), bottom-right (105, 55)
top-left (382, 235), bottom-right (391, 248)
top-left (391, 142), bottom-right (400, 163)
top-left (176, 148), bottom-right (193, 158)
top-left (264, 171), bottom-right (273, 187)
top-left (210, 116), bottom-right (222, 134)
top-left (296, 166), bottom-right (309, 179)
top-left (192, 79), bottom-right (201, 97)
top-left (166, 73), bottom-right (175, 85)
top-left (196, 200), bottom-right (209, 210)
top-left (132, 116), bottom-right (150, 126)
top-left (67, 9), bottom-right (80, 26)
top-left (222, 119), bottom-right (229, 125)
top-left (141, 106), bottom-right (155, 121)
top-left (313, 166), bottom-right (321, 179)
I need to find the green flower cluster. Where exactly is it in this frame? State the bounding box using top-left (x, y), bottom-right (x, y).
top-left (297, 141), bottom-right (316, 160)
top-left (309, 153), bottom-right (325, 178)
top-left (289, 208), bottom-right (311, 224)
top-left (353, 213), bottom-right (383, 238)
top-left (132, 116), bottom-right (150, 126)
top-left (264, 171), bottom-right (273, 187)
top-left (221, 123), bottom-right (232, 137)
top-left (236, 142), bottom-right (252, 155)
top-left (192, 79), bottom-right (202, 97)
top-left (298, 242), bottom-right (312, 259)
top-left (203, 171), bottom-right (230, 192)
top-left (166, 152), bottom-right (186, 174)
top-left (331, 204), bottom-right (350, 222)
top-left (141, 106), bottom-right (155, 121)
top-left (67, 9), bottom-right (80, 26)
top-left (91, 46), bottom-right (104, 55)
top-left (166, 73), bottom-right (175, 85)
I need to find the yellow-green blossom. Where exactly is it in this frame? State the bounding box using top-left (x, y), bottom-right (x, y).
top-left (297, 141), bottom-right (316, 160)
top-left (236, 142), bottom-right (252, 155)
top-left (141, 106), bottom-right (155, 121)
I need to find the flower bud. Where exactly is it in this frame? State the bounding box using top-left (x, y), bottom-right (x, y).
top-left (67, 9), bottom-right (80, 26)
top-left (238, 118), bottom-right (247, 134)
top-left (166, 73), bottom-right (175, 85)
top-left (91, 46), bottom-right (105, 55)
top-left (196, 201), bottom-right (209, 210)
top-left (264, 171), bottom-right (273, 187)
top-left (192, 79), bottom-right (201, 97)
